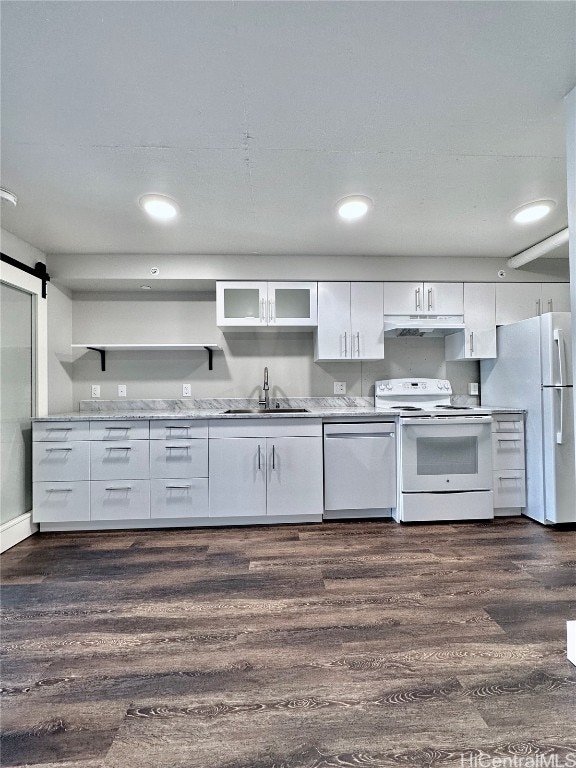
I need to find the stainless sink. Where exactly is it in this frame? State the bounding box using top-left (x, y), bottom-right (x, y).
top-left (223, 408), bottom-right (309, 414)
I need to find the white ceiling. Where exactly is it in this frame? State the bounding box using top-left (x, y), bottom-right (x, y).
top-left (1, 1), bottom-right (575, 259)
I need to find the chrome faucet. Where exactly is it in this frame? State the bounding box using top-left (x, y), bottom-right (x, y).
top-left (259, 366), bottom-right (270, 409)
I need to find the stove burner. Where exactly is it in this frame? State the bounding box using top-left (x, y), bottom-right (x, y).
top-left (390, 405), bottom-right (423, 411)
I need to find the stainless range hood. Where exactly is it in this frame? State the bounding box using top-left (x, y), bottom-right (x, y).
top-left (383, 315), bottom-right (466, 337)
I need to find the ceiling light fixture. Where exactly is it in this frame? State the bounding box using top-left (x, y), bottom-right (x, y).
top-left (337, 195), bottom-right (373, 222)
top-left (0, 187), bottom-right (18, 206)
top-left (139, 194), bottom-right (179, 222)
top-left (512, 200), bottom-right (556, 224)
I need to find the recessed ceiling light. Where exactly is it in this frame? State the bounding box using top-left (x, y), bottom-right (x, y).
top-left (337, 195), bottom-right (373, 221)
top-left (139, 194), bottom-right (179, 222)
top-left (0, 187), bottom-right (18, 206)
top-left (512, 200), bottom-right (555, 224)
top-left (140, 285), bottom-right (152, 290)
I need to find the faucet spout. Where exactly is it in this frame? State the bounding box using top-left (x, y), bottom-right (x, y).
top-left (259, 366), bottom-right (270, 408)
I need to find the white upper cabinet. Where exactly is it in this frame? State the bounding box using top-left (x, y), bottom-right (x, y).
top-left (216, 281), bottom-right (317, 328)
top-left (445, 283), bottom-right (497, 361)
top-left (383, 282), bottom-right (463, 315)
top-left (315, 282), bottom-right (384, 361)
top-left (495, 283), bottom-right (570, 325)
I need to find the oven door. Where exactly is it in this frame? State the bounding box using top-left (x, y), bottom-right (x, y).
top-left (400, 416), bottom-right (492, 492)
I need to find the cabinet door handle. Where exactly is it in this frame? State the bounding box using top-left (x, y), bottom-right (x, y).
top-left (268, 299), bottom-right (274, 323)
top-left (415, 287), bottom-right (421, 311)
top-left (257, 444), bottom-right (262, 470)
top-left (106, 427), bottom-right (131, 431)
top-left (498, 476), bottom-right (523, 481)
top-left (548, 299), bottom-right (553, 312)
top-left (46, 487), bottom-right (73, 492)
top-left (166, 445), bottom-right (190, 450)
top-left (106, 446), bottom-right (132, 450)
top-left (167, 425), bottom-right (190, 432)
top-left (497, 437), bottom-right (520, 442)
top-left (271, 444), bottom-right (276, 470)
top-left (105, 486), bottom-right (132, 491)
top-left (536, 298), bottom-right (541, 316)
top-left (427, 287), bottom-right (432, 311)
top-left (260, 298), bottom-right (266, 323)
top-left (46, 447), bottom-right (72, 452)
top-left (166, 484), bottom-right (192, 489)
top-left (46, 427), bottom-right (71, 432)
top-left (469, 331), bottom-right (474, 356)
top-left (343, 331), bottom-right (348, 357)
top-left (356, 331), bottom-right (360, 357)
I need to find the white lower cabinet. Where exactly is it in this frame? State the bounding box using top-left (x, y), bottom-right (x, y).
top-left (208, 419), bottom-right (323, 520)
top-left (208, 438), bottom-right (267, 517)
top-left (150, 478), bottom-right (208, 518)
top-left (90, 479), bottom-right (150, 520)
top-left (492, 413), bottom-right (526, 515)
top-left (33, 481), bottom-right (90, 522)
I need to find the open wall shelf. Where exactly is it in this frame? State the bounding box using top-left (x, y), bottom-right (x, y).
top-left (71, 344), bottom-right (221, 371)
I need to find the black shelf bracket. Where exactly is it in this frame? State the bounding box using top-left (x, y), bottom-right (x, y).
top-left (87, 347), bottom-right (106, 372)
top-left (204, 346), bottom-right (214, 371)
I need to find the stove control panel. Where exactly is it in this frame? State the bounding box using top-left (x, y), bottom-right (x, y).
top-left (375, 378), bottom-right (452, 396)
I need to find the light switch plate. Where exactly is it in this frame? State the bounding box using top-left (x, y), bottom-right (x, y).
top-left (182, 383), bottom-right (192, 397)
top-left (468, 382), bottom-right (479, 396)
top-left (91, 385), bottom-right (100, 398)
top-left (334, 382), bottom-right (346, 395)
top-left (118, 384), bottom-right (127, 397)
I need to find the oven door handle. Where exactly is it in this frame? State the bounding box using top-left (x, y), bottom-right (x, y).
top-left (400, 416), bottom-right (493, 426)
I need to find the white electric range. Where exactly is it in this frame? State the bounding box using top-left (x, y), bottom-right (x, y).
top-left (375, 378), bottom-right (494, 522)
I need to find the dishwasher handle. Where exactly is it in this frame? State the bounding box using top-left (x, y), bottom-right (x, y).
top-left (325, 432), bottom-right (395, 439)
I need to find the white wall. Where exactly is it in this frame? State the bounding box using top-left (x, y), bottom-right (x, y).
top-left (566, 87), bottom-right (576, 465)
top-left (47, 283), bottom-right (73, 413)
top-left (1, 227), bottom-right (44, 269)
top-left (70, 291), bottom-right (478, 408)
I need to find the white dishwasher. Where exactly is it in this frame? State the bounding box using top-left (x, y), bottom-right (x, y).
top-left (323, 422), bottom-right (396, 518)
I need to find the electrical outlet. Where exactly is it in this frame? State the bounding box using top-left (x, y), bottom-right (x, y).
top-left (118, 384), bottom-right (127, 398)
top-left (91, 385), bottom-right (100, 398)
top-left (182, 383), bottom-right (192, 397)
top-left (334, 382), bottom-right (346, 395)
top-left (468, 382), bottom-right (479, 396)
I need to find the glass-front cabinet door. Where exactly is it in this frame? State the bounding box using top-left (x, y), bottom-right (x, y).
top-left (216, 282), bottom-right (317, 328)
top-left (216, 282), bottom-right (268, 326)
top-left (267, 282), bottom-right (317, 326)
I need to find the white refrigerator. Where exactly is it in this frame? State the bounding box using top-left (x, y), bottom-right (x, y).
top-left (480, 312), bottom-right (575, 524)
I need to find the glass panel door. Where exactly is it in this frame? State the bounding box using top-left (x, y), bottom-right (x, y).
top-left (0, 283), bottom-right (35, 524)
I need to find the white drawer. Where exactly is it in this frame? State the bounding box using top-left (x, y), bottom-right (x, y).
top-left (149, 420), bottom-right (208, 439)
top-left (492, 431), bottom-right (525, 470)
top-left (492, 415), bottom-right (524, 433)
top-left (90, 421), bottom-right (149, 440)
top-left (209, 418), bottom-right (322, 438)
top-left (33, 481), bottom-right (90, 522)
top-left (150, 478), bottom-right (208, 518)
top-left (150, 440), bottom-right (208, 478)
top-left (90, 441), bottom-right (149, 480)
top-left (33, 422), bottom-right (90, 441)
top-left (33, 441), bottom-right (90, 482)
top-left (493, 470), bottom-right (526, 508)
top-left (90, 479), bottom-right (150, 520)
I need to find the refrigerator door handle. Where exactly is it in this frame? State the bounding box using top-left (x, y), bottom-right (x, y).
top-left (553, 386), bottom-right (565, 445)
top-left (554, 328), bottom-right (566, 386)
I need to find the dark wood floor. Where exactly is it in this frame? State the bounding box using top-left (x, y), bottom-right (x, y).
top-left (1, 517), bottom-right (575, 768)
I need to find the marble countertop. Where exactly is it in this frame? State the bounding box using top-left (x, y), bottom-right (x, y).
top-left (33, 397), bottom-right (524, 421)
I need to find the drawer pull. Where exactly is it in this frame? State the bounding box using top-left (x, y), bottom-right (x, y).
top-left (167, 426), bottom-right (190, 431)
top-left (46, 427), bottom-right (71, 432)
top-left (166, 484), bottom-right (192, 489)
top-left (166, 445), bottom-right (191, 450)
top-left (498, 476), bottom-right (523, 481)
top-left (497, 437), bottom-right (520, 442)
top-left (47, 487), bottom-right (73, 492)
top-left (46, 447), bottom-right (73, 452)
top-left (106, 446), bottom-right (132, 450)
top-left (105, 427), bottom-right (131, 431)
top-left (105, 486), bottom-right (132, 491)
